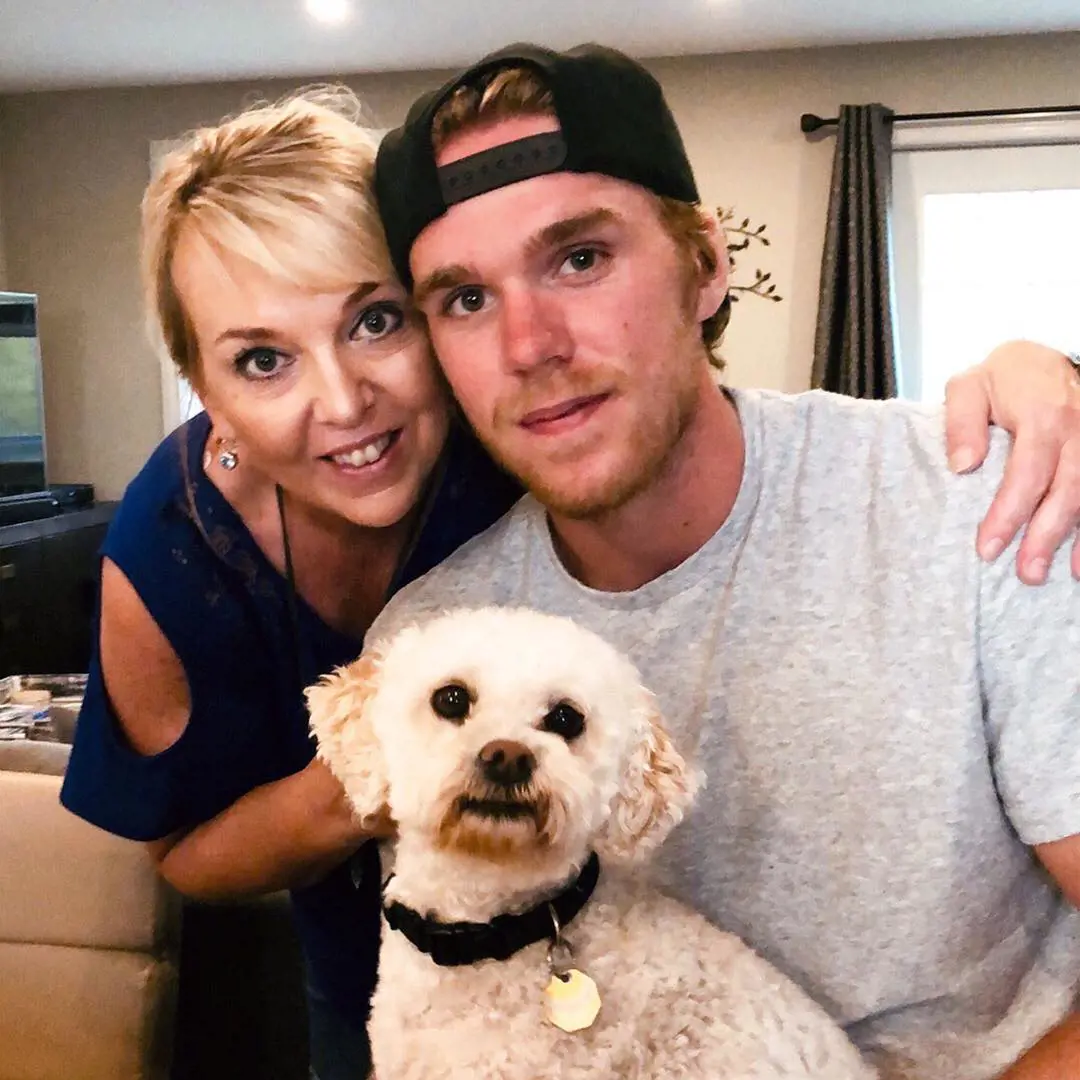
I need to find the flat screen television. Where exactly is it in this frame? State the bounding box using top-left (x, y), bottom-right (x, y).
top-left (0, 292), bottom-right (48, 497)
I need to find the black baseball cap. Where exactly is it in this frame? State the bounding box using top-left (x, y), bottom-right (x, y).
top-left (375, 42), bottom-right (700, 289)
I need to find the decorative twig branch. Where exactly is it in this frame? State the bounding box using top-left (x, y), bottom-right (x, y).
top-left (717, 206), bottom-right (783, 304)
top-left (732, 268), bottom-right (781, 302)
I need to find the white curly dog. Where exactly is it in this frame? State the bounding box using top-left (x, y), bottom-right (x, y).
top-left (307, 607), bottom-right (875, 1080)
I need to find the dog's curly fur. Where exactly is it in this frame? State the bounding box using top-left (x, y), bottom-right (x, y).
top-left (308, 607), bottom-right (875, 1079)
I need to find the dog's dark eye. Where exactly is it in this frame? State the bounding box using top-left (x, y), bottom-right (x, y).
top-left (430, 683), bottom-right (472, 723)
top-left (542, 701), bottom-right (585, 741)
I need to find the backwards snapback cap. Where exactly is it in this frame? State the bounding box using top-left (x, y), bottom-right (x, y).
top-left (375, 43), bottom-right (700, 288)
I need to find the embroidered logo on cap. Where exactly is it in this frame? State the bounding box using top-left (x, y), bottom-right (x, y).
top-left (437, 132), bottom-right (568, 206)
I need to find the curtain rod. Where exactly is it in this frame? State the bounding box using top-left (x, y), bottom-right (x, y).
top-left (800, 104), bottom-right (1080, 134)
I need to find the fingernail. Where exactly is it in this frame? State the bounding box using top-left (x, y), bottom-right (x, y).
top-left (949, 448), bottom-right (977, 474)
top-left (1025, 558), bottom-right (1049, 584)
top-left (979, 537), bottom-right (1005, 561)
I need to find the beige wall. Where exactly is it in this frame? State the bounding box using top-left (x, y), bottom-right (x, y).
top-left (0, 138), bottom-right (7, 289)
top-left (0, 31), bottom-right (1077, 498)
top-left (0, 73), bottom-right (448, 497)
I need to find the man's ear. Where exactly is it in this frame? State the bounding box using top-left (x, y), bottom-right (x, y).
top-left (594, 689), bottom-right (700, 863)
top-left (306, 651), bottom-right (388, 828)
top-left (694, 211), bottom-right (730, 324)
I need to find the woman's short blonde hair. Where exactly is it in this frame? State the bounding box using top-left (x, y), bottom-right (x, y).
top-left (142, 86), bottom-right (391, 382)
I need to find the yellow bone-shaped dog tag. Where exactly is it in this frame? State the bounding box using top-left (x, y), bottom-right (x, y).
top-left (544, 968), bottom-right (601, 1032)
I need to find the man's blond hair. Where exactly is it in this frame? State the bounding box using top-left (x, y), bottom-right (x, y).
top-left (142, 87), bottom-right (392, 383)
top-left (431, 67), bottom-right (729, 363)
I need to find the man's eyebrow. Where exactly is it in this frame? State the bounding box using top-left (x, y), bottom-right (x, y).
top-left (213, 281), bottom-right (380, 346)
top-left (413, 265), bottom-right (473, 308)
top-left (525, 208), bottom-right (622, 259)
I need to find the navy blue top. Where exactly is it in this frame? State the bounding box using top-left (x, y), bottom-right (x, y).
top-left (61, 411), bottom-right (520, 1028)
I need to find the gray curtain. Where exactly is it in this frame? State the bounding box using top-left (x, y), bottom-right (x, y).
top-left (811, 104), bottom-right (898, 399)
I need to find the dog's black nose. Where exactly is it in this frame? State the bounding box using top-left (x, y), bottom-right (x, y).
top-left (478, 739), bottom-right (535, 788)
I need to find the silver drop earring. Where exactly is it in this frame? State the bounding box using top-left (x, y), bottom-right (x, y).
top-left (218, 445), bottom-right (239, 471)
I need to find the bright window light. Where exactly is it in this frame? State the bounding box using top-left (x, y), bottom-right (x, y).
top-left (918, 190), bottom-right (1080, 403)
top-left (305, 0), bottom-right (352, 25)
top-left (892, 138), bottom-right (1080, 402)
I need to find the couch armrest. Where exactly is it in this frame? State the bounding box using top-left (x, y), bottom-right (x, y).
top-left (0, 769), bottom-right (178, 951)
top-left (0, 761), bottom-right (180, 1080)
top-left (0, 942), bottom-right (177, 1080)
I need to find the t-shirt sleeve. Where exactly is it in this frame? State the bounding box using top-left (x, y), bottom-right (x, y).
top-left (63, 517), bottom-right (307, 841)
top-left (60, 659), bottom-right (187, 841)
top-left (60, 494), bottom-right (193, 841)
top-left (980, 538), bottom-right (1080, 845)
top-left (61, 424), bottom-right (301, 842)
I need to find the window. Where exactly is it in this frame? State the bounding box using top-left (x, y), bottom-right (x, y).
top-left (163, 370), bottom-right (204, 431)
top-left (891, 117), bottom-right (1080, 402)
top-left (150, 138), bottom-right (205, 432)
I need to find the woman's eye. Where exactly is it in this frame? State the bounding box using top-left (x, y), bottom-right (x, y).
top-left (351, 302), bottom-right (404, 342)
top-left (558, 247), bottom-right (603, 277)
top-left (445, 286), bottom-right (488, 318)
top-left (236, 348), bottom-right (287, 380)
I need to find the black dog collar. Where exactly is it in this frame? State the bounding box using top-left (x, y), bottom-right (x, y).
top-left (383, 852), bottom-right (600, 968)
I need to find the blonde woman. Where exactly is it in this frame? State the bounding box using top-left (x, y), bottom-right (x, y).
top-left (59, 86), bottom-right (1080, 1079)
top-left (61, 89), bottom-right (520, 1078)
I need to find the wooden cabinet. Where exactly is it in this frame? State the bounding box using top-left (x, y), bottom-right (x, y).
top-left (0, 504), bottom-right (115, 677)
top-left (0, 537), bottom-right (44, 675)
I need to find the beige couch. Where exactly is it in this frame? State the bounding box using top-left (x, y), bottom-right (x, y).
top-left (0, 741), bottom-right (180, 1080)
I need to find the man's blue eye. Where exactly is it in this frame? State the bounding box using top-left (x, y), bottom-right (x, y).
top-left (447, 287), bottom-right (486, 316)
top-left (569, 249), bottom-right (596, 271)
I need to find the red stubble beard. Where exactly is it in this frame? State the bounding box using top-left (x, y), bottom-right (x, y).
top-left (481, 363), bottom-right (702, 521)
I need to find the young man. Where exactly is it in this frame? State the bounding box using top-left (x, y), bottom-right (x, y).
top-left (370, 45), bottom-right (1080, 1078)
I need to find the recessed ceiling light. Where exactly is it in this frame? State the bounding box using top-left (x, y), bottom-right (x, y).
top-left (305, 0), bottom-right (352, 25)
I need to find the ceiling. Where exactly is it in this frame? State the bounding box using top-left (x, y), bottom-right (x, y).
top-left (2, 0), bottom-right (1079, 93)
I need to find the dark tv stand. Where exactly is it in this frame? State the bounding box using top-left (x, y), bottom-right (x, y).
top-left (0, 491), bottom-right (60, 527)
top-left (0, 502), bottom-right (117, 676)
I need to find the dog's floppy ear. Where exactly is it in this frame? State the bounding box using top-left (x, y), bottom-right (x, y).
top-left (594, 690), bottom-right (699, 863)
top-left (306, 650), bottom-right (388, 828)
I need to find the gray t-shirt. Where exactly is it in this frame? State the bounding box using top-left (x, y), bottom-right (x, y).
top-left (369, 388), bottom-right (1080, 1079)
